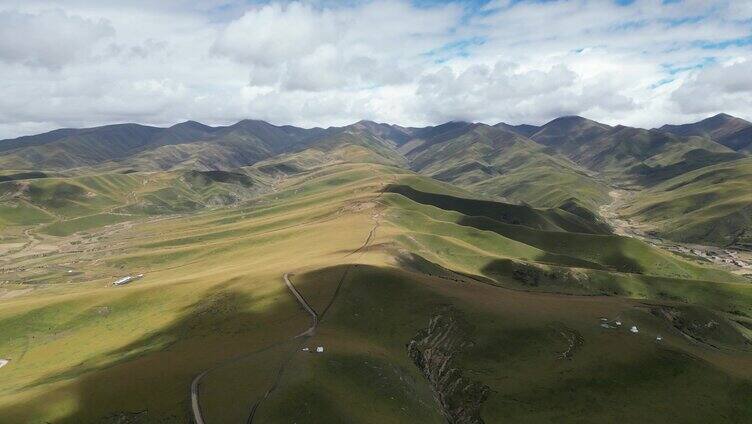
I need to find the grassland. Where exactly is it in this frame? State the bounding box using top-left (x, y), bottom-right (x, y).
top-left (622, 158), bottom-right (752, 246)
top-left (1, 162), bottom-right (751, 423)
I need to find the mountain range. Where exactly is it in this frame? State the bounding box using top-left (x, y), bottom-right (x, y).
top-left (2, 112), bottom-right (750, 246)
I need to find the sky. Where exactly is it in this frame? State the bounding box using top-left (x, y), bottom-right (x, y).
top-left (0, 0), bottom-right (750, 138)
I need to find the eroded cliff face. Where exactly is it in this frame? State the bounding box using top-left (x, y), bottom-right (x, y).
top-left (407, 312), bottom-right (489, 424)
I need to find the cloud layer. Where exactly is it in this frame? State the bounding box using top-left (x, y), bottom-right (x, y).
top-left (0, 0), bottom-right (750, 138)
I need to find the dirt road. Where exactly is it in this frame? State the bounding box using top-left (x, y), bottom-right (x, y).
top-left (284, 273), bottom-right (318, 337)
top-left (190, 273), bottom-right (320, 424)
top-left (191, 173), bottom-right (386, 424)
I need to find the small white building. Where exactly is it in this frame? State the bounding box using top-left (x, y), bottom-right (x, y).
top-left (0, 359), bottom-right (9, 369)
top-left (113, 276), bottom-right (134, 286)
top-left (630, 326), bottom-right (639, 333)
top-left (113, 274), bottom-right (144, 286)
top-left (316, 346), bottom-right (324, 353)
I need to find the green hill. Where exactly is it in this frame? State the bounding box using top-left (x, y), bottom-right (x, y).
top-left (623, 157), bottom-right (752, 246)
top-left (3, 163), bottom-right (752, 423)
top-left (0, 169), bottom-right (268, 235)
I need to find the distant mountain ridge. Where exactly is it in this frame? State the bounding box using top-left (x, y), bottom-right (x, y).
top-left (1, 112), bottom-right (751, 247)
top-left (0, 112), bottom-right (747, 210)
top-left (660, 113), bottom-right (752, 153)
top-left (2, 113), bottom-right (747, 173)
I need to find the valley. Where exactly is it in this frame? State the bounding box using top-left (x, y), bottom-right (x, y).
top-left (600, 189), bottom-right (752, 278)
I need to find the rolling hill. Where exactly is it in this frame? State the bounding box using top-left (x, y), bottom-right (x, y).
top-left (1, 161), bottom-right (752, 423)
top-left (622, 157), bottom-right (752, 247)
top-left (2, 113), bottom-right (751, 248)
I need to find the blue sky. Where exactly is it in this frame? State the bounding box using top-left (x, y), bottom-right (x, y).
top-left (0, 0), bottom-right (750, 137)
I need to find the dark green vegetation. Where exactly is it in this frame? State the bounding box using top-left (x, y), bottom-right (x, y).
top-left (1, 113), bottom-right (752, 423)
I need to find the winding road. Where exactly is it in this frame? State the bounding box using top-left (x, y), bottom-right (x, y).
top-left (190, 172), bottom-right (385, 424)
top-left (190, 371), bottom-right (209, 424)
top-left (190, 273), bottom-right (319, 424)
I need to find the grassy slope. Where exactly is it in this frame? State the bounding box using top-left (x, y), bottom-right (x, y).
top-left (0, 170), bottom-right (268, 236)
top-left (1, 163), bottom-right (751, 423)
top-left (0, 163), bottom-right (388, 422)
top-left (623, 158), bottom-right (752, 246)
top-left (468, 164), bottom-right (610, 211)
top-left (407, 125), bottom-right (610, 211)
top-left (382, 192), bottom-right (742, 284)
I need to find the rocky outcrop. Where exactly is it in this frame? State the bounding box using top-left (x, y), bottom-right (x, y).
top-left (407, 312), bottom-right (489, 424)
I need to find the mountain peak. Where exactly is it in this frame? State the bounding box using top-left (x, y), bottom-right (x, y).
top-left (171, 120), bottom-right (213, 131)
top-left (543, 115), bottom-right (604, 127)
top-left (531, 115), bottom-right (611, 147)
top-left (660, 113), bottom-right (751, 147)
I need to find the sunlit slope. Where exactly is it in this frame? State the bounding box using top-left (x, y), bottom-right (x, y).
top-left (622, 157), bottom-right (752, 247)
top-left (382, 184), bottom-right (745, 285)
top-left (467, 163), bottom-right (610, 211)
top-left (247, 170), bottom-right (752, 422)
top-left (0, 169), bottom-right (267, 234)
top-left (404, 123), bottom-right (610, 211)
top-left (0, 163), bottom-right (397, 422)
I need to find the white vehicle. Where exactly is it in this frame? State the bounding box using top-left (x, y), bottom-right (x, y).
top-left (316, 346), bottom-right (324, 353)
top-left (630, 326), bottom-right (639, 333)
top-left (0, 359), bottom-right (9, 368)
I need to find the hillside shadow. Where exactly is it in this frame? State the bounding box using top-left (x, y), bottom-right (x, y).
top-left (385, 184), bottom-right (541, 226)
top-left (457, 215), bottom-right (644, 274)
top-left (0, 285), bottom-right (307, 423)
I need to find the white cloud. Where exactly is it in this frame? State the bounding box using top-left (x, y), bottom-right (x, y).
top-left (212, 1), bottom-right (460, 91)
top-left (413, 61), bottom-right (636, 124)
top-left (0, 0), bottom-right (750, 139)
top-left (671, 60), bottom-right (752, 115)
top-left (0, 9), bottom-right (114, 68)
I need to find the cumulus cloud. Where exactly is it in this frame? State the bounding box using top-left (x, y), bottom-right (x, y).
top-left (671, 60), bottom-right (752, 115)
top-left (0, 0), bottom-right (750, 138)
top-left (0, 9), bottom-right (114, 68)
top-left (212, 1), bottom-right (460, 91)
top-left (414, 61), bottom-right (635, 123)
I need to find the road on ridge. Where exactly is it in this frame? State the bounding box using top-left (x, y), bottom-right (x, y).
top-left (191, 171), bottom-right (385, 424)
top-left (190, 273), bottom-right (319, 424)
top-left (284, 273), bottom-right (318, 337)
